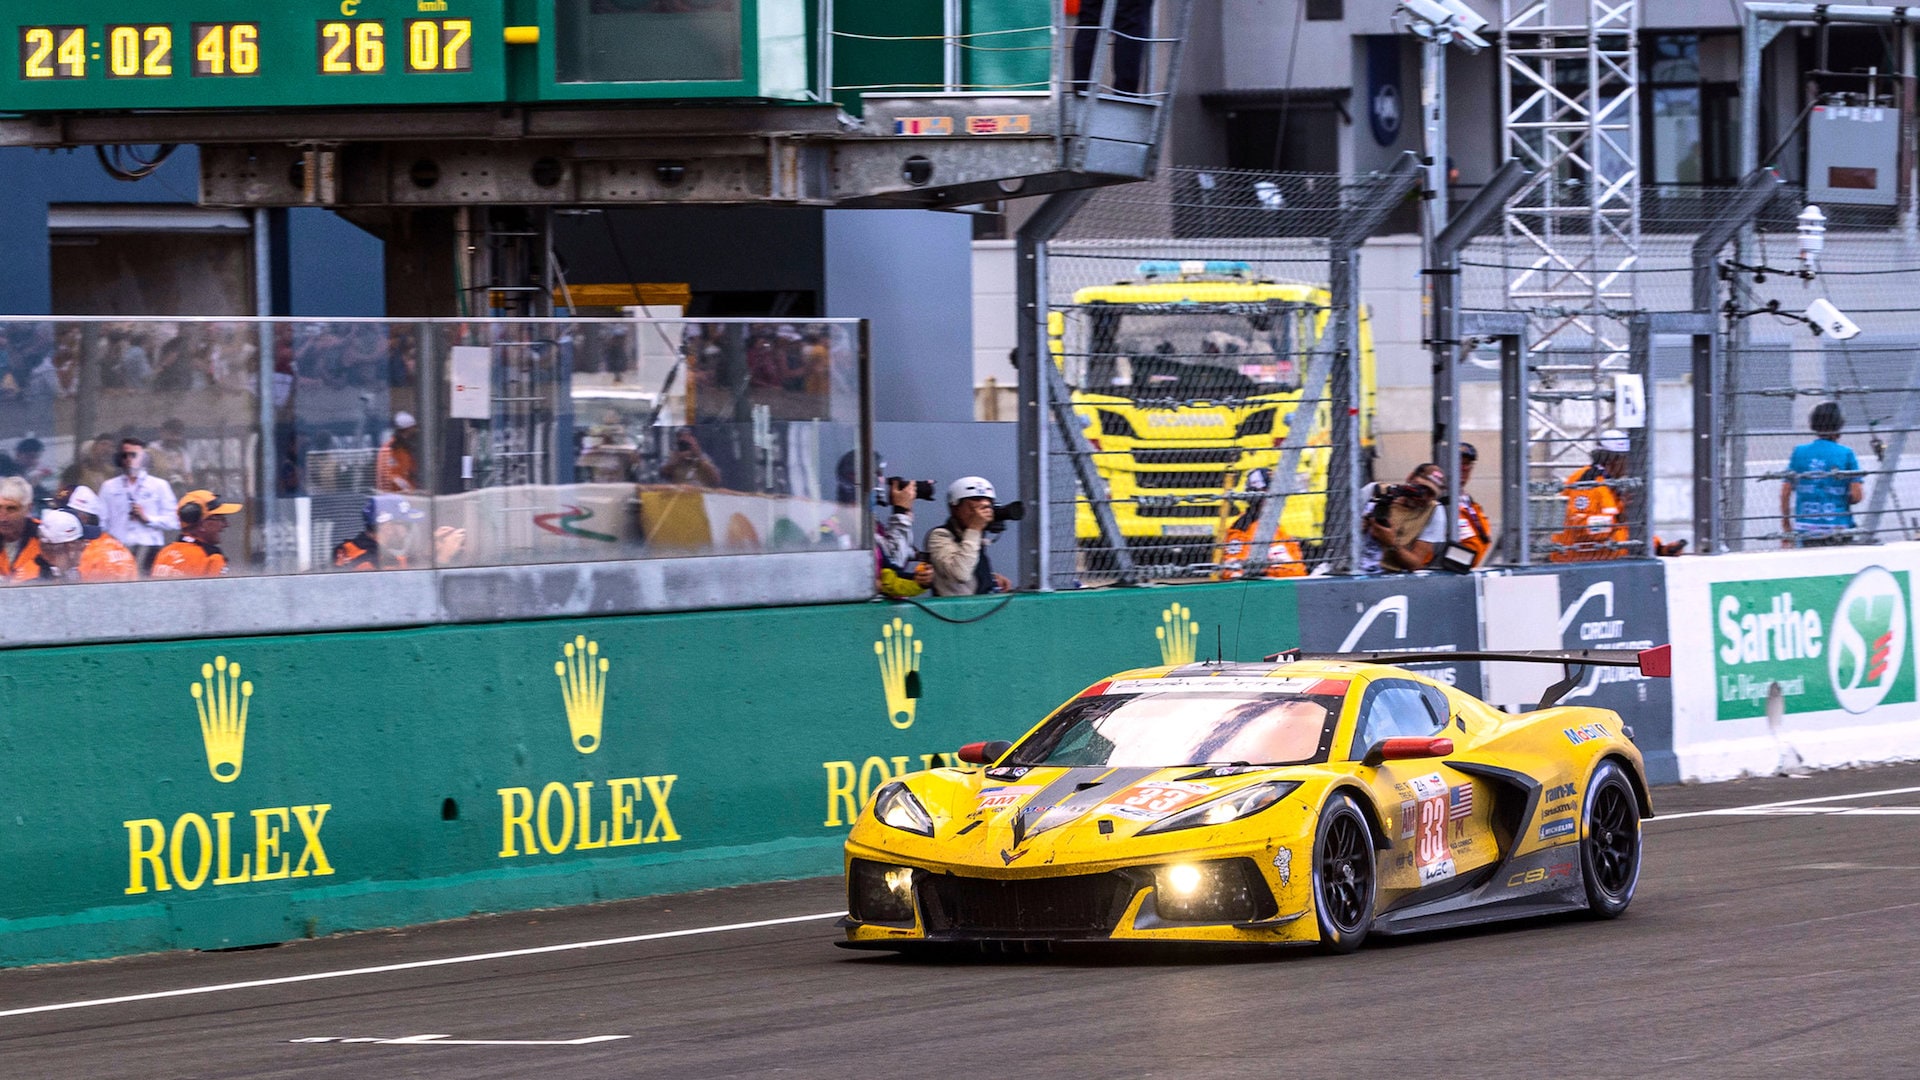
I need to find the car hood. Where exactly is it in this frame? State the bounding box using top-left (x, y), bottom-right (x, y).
top-left (881, 763), bottom-right (1313, 868)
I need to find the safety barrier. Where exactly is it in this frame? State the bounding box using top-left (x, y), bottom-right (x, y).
top-left (16, 547), bottom-right (1916, 967)
top-left (0, 580), bottom-right (1299, 967)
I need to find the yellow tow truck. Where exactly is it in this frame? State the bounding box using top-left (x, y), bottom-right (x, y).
top-left (1051, 260), bottom-right (1377, 564)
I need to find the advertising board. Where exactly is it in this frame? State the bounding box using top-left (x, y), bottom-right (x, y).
top-left (1665, 543), bottom-right (1920, 780)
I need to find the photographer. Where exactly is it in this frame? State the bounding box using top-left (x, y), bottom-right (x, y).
top-left (877, 476), bottom-right (936, 597)
top-left (661, 428), bottom-right (722, 488)
top-left (926, 476), bottom-right (1015, 596)
top-left (1357, 464), bottom-right (1448, 573)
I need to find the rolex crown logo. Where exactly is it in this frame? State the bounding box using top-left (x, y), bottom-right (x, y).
top-left (1157, 603), bottom-right (1199, 665)
top-left (875, 617), bottom-right (923, 730)
top-left (556, 635), bottom-right (610, 754)
top-left (191, 655), bottom-right (252, 784)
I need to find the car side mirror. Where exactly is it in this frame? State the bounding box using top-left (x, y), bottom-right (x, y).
top-left (957, 740), bottom-right (1012, 765)
top-left (1361, 736), bottom-right (1455, 768)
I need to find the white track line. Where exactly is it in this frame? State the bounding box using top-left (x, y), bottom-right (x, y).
top-left (1651, 784), bottom-right (1920, 822)
top-left (0, 911), bottom-right (845, 1021)
top-left (7, 783), bottom-right (1920, 1022)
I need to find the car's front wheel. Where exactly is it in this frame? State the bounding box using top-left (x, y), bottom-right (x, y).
top-left (1580, 759), bottom-right (1642, 918)
top-left (1311, 792), bottom-right (1376, 953)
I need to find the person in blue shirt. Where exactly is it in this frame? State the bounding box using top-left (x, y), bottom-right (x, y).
top-left (1780, 401), bottom-right (1864, 546)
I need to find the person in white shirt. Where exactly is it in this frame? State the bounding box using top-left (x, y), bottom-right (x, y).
top-left (98, 438), bottom-right (179, 573)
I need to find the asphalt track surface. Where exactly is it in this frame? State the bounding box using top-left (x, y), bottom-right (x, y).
top-left (8, 765), bottom-right (1920, 1079)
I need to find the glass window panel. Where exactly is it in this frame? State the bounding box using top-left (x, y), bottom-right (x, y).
top-left (554, 0), bottom-right (743, 84)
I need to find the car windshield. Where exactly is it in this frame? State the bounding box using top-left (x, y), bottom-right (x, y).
top-left (1007, 686), bottom-right (1342, 768)
top-left (1080, 304), bottom-right (1316, 396)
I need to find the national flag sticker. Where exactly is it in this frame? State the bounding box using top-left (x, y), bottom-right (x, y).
top-left (966, 114), bottom-right (1032, 135)
top-left (894, 116), bottom-right (955, 136)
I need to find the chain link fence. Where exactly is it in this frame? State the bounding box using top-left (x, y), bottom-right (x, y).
top-left (1455, 179), bottom-right (1920, 559)
top-left (1041, 165), bottom-right (1416, 584)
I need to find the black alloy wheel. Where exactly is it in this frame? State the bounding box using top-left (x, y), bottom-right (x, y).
top-left (1311, 792), bottom-right (1376, 953)
top-left (1580, 759), bottom-right (1642, 918)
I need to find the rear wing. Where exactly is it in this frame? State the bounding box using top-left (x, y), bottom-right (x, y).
top-left (1264, 645), bottom-right (1670, 709)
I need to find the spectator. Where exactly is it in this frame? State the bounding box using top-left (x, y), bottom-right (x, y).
top-left (14, 437), bottom-right (52, 506)
top-left (1781, 401), bottom-right (1864, 547)
top-left (0, 476), bottom-right (38, 580)
top-left (376, 412), bottom-right (420, 493)
top-left (661, 429), bottom-right (722, 487)
top-left (149, 418), bottom-right (195, 491)
top-left (99, 438), bottom-right (179, 572)
top-left (1546, 430), bottom-right (1684, 561)
top-left (151, 490), bottom-right (241, 578)
top-left (1453, 442), bottom-right (1493, 568)
top-left (56, 485), bottom-right (138, 581)
top-left (1358, 463), bottom-right (1447, 573)
top-left (59, 433), bottom-right (117, 493)
top-left (926, 476), bottom-right (1013, 596)
top-left (1071, 0), bottom-right (1154, 95)
top-left (1212, 468), bottom-right (1306, 579)
top-left (1548, 432), bottom-right (1629, 563)
top-left (19, 509), bottom-right (84, 583)
top-left (334, 494), bottom-right (465, 570)
top-left (878, 477), bottom-right (935, 597)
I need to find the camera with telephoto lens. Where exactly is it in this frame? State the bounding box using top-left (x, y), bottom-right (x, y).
top-left (880, 477), bottom-right (936, 507)
top-left (984, 500), bottom-right (1026, 534)
top-left (1367, 483), bottom-right (1429, 525)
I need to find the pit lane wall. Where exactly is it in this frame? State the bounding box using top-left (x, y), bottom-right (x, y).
top-left (1, 581), bottom-right (1310, 967)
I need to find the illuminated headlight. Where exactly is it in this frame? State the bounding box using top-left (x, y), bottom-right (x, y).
top-left (871, 781), bottom-right (936, 837)
top-left (1153, 858), bottom-right (1273, 922)
top-left (848, 859), bottom-right (916, 924)
top-left (1138, 781), bottom-right (1298, 835)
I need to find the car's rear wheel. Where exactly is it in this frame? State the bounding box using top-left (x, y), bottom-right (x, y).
top-left (1311, 792), bottom-right (1375, 953)
top-left (1580, 759), bottom-right (1641, 918)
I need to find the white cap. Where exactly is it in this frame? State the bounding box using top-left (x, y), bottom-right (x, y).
top-left (394, 411), bottom-right (417, 430)
top-left (1598, 430), bottom-right (1630, 454)
top-left (947, 476), bottom-right (996, 505)
top-left (64, 485), bottom-right (105, 519)
top-left (39, 509), bottom-right (82, 544)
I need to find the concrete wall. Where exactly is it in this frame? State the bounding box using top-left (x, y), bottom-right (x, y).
top-left (825, 209), bottom-right (976, 424)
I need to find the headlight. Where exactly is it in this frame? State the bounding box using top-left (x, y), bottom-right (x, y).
top-left (871, 781), bottom-right (935, 837)
top-left (848, 859), bottom-right (916, 923)
top-left (1153, 858), bottom-right (1274, 922)
top-left (1234, 409), bottom-right (1276, 438)
top-left (1138, 781), bottom-right (1298, 835)
top-left (1097, 409), bottom-right (1134, 438)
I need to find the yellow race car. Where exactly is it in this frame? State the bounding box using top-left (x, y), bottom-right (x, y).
top-left (841, 647), bottom-right (1669, 953)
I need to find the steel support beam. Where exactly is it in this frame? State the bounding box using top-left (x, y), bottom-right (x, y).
top-left (1017, 188), bottom-right (1102, 591)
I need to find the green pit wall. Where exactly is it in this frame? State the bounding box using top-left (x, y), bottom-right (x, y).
top-left (0, 580), bottom-right (1298, 967)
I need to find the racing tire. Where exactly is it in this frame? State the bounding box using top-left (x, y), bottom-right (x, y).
top-left (1311, 792), bottom-right (1376, 954)
top-left (1579, 759), bottom-right (1642, 919)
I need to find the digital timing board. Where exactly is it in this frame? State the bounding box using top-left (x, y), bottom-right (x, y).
top-left (3, 1), bottom-right (815, 113)
top-left (6, 1), bottom-right (508, 110)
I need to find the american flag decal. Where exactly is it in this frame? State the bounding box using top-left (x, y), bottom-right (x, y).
top-left (1448, 784), bottom-right (1473, 820)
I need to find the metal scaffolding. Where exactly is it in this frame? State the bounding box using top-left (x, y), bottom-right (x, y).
top-left (1499, 0), bottom-right (1642, 523)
